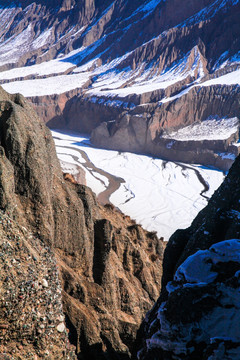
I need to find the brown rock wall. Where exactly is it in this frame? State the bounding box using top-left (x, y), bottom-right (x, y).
top-left (0, 85), bottom-right (164, 359)
top-left (91, 84), bottom-right (240, 170)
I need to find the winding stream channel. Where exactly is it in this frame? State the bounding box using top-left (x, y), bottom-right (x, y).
top-left (52, 131), bottom-right (224, 240)
top-left (54, 142), bottom-right (125, 204)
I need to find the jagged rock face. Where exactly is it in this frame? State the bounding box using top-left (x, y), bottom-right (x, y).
top-left (136, 155), bottom-right (240, 359)
top-left (0, 85), bottom-right (164, 359)
top-left (1, 0), bottom-right (239, 71)
top-left (59, 210), bottom-right (164, 359)
top-left (91, 84), bottom-right (240, 171)
top-left (0, 87), bottom-right (94, 256)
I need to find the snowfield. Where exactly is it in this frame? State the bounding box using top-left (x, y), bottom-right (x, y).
top-left (162, 117), bottom-right (240, 141)
top-left (201, 67), bottom-right (240, 86)
top-left (52, 130), bottom-right (225, 240)
top-left (1, 45), bottom-right (240, 101)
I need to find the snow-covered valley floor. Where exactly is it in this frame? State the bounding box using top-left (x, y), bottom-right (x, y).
top-left (52, 130), bottom-right (225, 241)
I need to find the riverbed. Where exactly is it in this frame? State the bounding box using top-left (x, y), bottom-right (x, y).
top-left (52, 130), bottom-right (225, 240)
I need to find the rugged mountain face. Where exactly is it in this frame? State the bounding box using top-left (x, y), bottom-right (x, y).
top-left (136, 153), bottom-right (240, 359)
top-left (0, 85), bottom-right (164, 359)
top-left (91, 85), bottom-right (240, 171)
top-left (1, 0), bottom-right (239, 71)
top-left (0, 0), bottom-right (240, 169)
top-left (0, 0), bottom-right (97, 70)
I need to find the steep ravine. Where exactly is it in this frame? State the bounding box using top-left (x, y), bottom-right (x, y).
top-left (1, 84), bottom-right (239, 359)
top-left (0, 86), bottom-right (164, 359)
top-left (1, 0), bottom-right (240, 172)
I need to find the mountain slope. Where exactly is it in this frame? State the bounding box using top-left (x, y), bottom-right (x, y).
top-left (0, 0), bottom-right (240, 169)
top-left (0, 85), bottom-right (164, 359)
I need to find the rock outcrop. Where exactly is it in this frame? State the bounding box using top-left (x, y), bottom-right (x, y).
top-left (0, 85), bottom-right (164, 359)
top-left (91, 85), bottom-right (240, 171)
top-left (0, 0), bottom-right (97, 71)
top-left (136, 152), bottom-right (240, 359)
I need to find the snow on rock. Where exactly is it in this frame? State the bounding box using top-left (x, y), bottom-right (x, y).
top-left (173, 239), bottom-right (240, 285)
top-left (202, 68), bottom-right (240, 87)
top-left (162, 117), bottom-right (240, 141)
top-left (218, 152), bottom-right (236, 160)
top-left (0, 24), bottom-right (33, 66)
top-left (31, 28), bottom-right (53, 49)
top-left (2, 72), bottom-right (91, 97)
top-left (140, 239), bottom-right (240, 359)
top-left (0, 57), bottom-right (75, 80)
top-left (1, 35), bottom-right (239, 99)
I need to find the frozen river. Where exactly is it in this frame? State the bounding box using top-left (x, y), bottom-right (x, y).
top-left (52, 130), bottom-right (225, 241)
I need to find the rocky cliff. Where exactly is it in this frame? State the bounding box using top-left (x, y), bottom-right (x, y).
top-left (91, 85), bottom-right (240, 171)
top-left (0, 85), bottom-right (164, 359)
top-left (0, 0), bottom-right (240, 169)
top-left (0, 0), bottom-right (97, 71)
top-left (136, 152), bottom-right (240, 359)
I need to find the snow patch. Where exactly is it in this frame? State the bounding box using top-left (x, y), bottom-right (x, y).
top-left (145, 239), bottom-right (240, 359)
top-left (174, 239), bottom-right (240, 285)
top-left (2, 72), bottom-right (90, 97)
top-left (162, 118), bottom-right (239, 141)
top-left (202, 68), bottom-right (240, 87)
top-left (0, 24), bottom-right (33, 66)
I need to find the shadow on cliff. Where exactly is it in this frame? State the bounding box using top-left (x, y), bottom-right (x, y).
top-left (65, 320), bottom-right (131, 360)
top-left (47, 94), bottom-right (121, 134)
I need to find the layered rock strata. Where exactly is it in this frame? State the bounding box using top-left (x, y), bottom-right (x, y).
top-left (0, 1), bottom-right (240, 172)
top-left (91, 85), bottom-right (240, 171)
